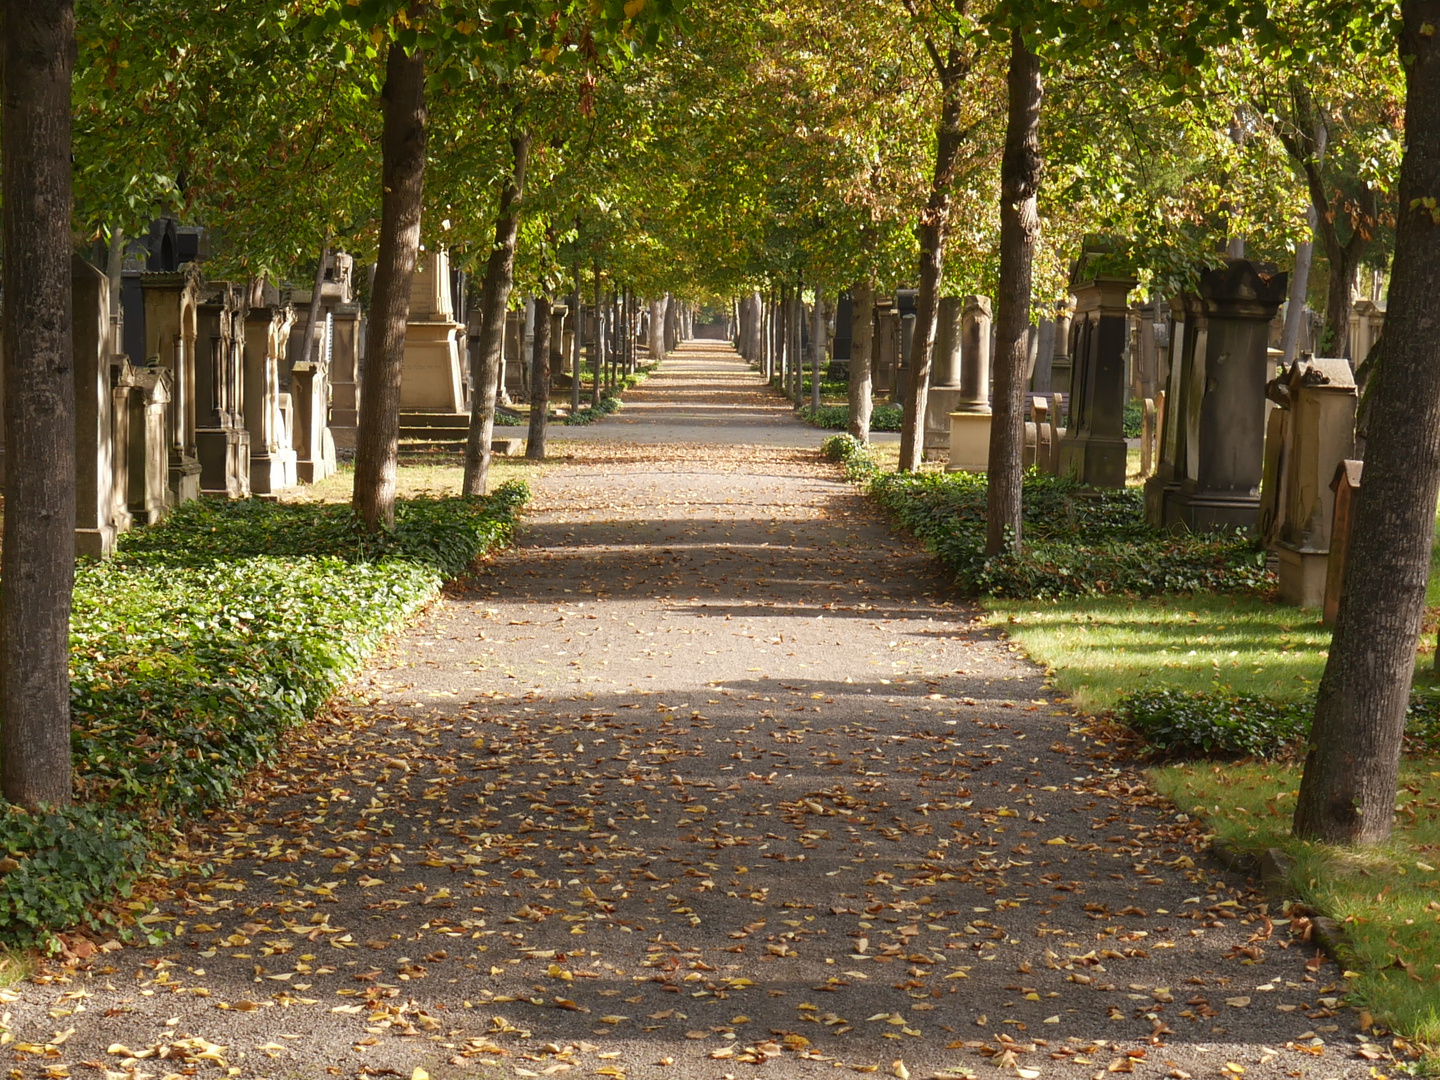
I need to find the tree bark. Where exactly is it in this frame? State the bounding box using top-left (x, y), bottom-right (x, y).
top-left (1293, 0), bottom-right (1440, 846)
top-left (352, 34), bottom-right (426, 530)
top-left (462, 130), bottom-right (529, 496)
top-left (811, 295), bottom-right (825, 413)
top-left (848, 281), bottom-right (875, 442)
top-left (1280, 123), bottom-right (1327, 366)
top-left (900, 59), bottom-right (967, 472)
top-left (526, 295), bottom-right (552, 460)
top-left (292, 238), bottom-right (330, 370)
top-left (1, 0), bottom-right (78, 809)
top-left (986, 28), bottom-right (1043, 557)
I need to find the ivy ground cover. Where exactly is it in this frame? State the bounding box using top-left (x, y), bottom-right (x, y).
top-left (0, 483), bottom-right (527, 946)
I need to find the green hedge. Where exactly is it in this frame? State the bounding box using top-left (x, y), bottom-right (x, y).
top-left (1119, 688), bottom-right (1440, 760)
top-left (0, 484), bottom-right (526, 946)
top-left (800, 403), bottom-right (902, 432)
top-left (822, 434), bottom-right (1270, 599)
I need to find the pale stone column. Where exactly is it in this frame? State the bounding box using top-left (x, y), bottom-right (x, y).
top-left (959, 295), bottom-right (992, 413)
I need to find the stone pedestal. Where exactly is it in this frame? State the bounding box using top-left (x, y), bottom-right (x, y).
top-left (244, 296), bottom-right (299, 495)
top-left (1269, 357), bottom-right (1357, 607)
top-left (947, 412), bottom-right (993, 473)
top-left (196, 283), bottom-right (251, 498)
top-left (138, 268), bottom-right (203, 506)
top-left (1051, 303), bottom-right (1074, 395)
top-left (292, 361), bottom-right (336, 484)
top-left (873, 302), bottom-right (898, 396)
top-left (1058, 274), bottom-right (1135, 488)
top-left (401, 250), bottom-right (466, 412)
top-left (1147, 260), bottom-right (1288, 531)
top-left (328, 302), bottom-right (362, 450)
top-left (124, 365), bottom-right (172, 524)
top-left (73, 258), bottom-right (119, 557)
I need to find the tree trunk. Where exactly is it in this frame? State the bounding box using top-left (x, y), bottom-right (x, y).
top-left (352, 35), bottom-right (426, 530)
top-left (1280, 123), bottom-right (1327, 366)
top-left (1, 0), bottom-right (78, 809)
top-left (526, 296), bottom-right (552, 460)
top-left (292, 238), bottom-right (330, 370)
top-left (986, 28), bottom-right (1043, 558)
top-left (570, 284), bottom-right (583, 413)
top-left (848, 281), bottom-right (875, 442)
top-left (1293, 0), bottom-right (1440, 846)
top-left (461, 130), bottom-right (529, 496)
top-left (900, 68), bottom-right (966, 472)
top-left (811, 295), bottom-right (825, 413)
top-left (648, 298), bottom-right (666, 360)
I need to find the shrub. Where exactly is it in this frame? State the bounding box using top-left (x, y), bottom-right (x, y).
top-left (863, 467), bottom-right (1269, 599)
top-left (1, 483), bottom-right (528, 947)
top-left (1123, 398), bottom-right (1144, 439)
top-left (1120, 689), bottom-right (1311, 759)
top-left (799, 403), bottom-right (902, 432)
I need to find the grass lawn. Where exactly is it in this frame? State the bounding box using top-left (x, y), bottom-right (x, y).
top-left (986, 594), bottom-right (1329, 711)
top-left (1150, 762), bottom-right (1440, 1045)
top-left (282, 456), bottom-right (543, 504)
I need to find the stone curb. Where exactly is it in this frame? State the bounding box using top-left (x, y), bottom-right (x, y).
top-left (1209, 838), bottom-right (1351, 966)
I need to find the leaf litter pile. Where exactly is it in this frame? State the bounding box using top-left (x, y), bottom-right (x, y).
top-left (2, 354), bottom-right (1384, 1080)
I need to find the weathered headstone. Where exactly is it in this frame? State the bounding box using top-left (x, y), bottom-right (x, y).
top-left (924, 296), bottom-right (963, 458)
top-left (1031, 318), bottom-right (1056, 392)
top-left (1324, 459), bottom-right (1363, 626)
top-left (1146, 259), bottom-right (1288, 531)
top-left (872, 299), bottom-right (898, 396)
top-left (401, 250), bottom-right (466, 413)
top-left (1261, 357), bottom-right (1357, 608)
top-left (138, 266), bottom-right (204, 505)
top-left (243, 286), bottom-right (299, 494)
top-left (1058, 273), bottom-right (1136, 488)
top-left (1051, 301), bottom-right (1074, 394)
top-left (73, 258), bottom-right (120, 556)
top-left (946, 295), bottom-right (993, 473)
top-left (195, 282), bottom-right (252, 498)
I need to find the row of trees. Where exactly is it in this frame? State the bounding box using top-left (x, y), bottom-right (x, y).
top-left (1, 0), bottom-right (1435, 853)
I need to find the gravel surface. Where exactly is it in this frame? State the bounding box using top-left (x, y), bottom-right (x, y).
top-left (5, 344), bottom-right (1369, 1080)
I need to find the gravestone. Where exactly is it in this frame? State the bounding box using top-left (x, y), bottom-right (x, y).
top-left (323, 253), bottom-right (362, 452)
top-left (1058, 273), bottom-right (1136, 488)
top-left (195, 282), bottom-right (252, 498)
top-left (138, 266), bottom-right (204, 505)
top-left (73, 258), bottom-right (121, 556)
top-left (243, 286), bottom-right (299, 494)
top-left (1031, 319), bottom-right (1056, 392)
top-left (893, 289), bottom-right (918, 407)
top-left (122, 362), bottom-right (172, 524)
top-left (1324, 460), bottom-right (1362, 626)
top-left (925, 296), bottom-right (963, 457)
top-left (401, 250), bottom-right (466, 413)
top-left (1348, 299), bottom-right (1383, 366)
top-left (873, 299), bottom-right (898, 396)
top-left (832, 293), bottom-right (853, 362)
top-left (1051, 301), bottom-right (1074, 394)
top-left (1262, 357), bottom-right (1357, 608)
top-left (947, 295), bottom-right (993, 472)
top-left (1146, 259), bottom-right (1288, 531)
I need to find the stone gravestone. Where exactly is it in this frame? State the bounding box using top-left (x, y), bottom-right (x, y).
top-left (1031, 318), bottom-right (1056, 393)
top-left (195, 282), bottom-right (252, 498)
top-left (122, 362), bottom-right (172, 524)
top-left (1348, 299), bottom-right (1384, 366)
top-left (1050, 301), bottom-right (1074, 394)
top-left (1145, 259), bottom-right (1288, 531)
top-left (1261, 357), bottom-right (1357, 607)
top-left (892, 289), bottom-right (918, 408)
top-left (946, 295), bottom-right (993, 472)
top-left (73, 258), bottom-right (121, 556)
top-left (924, 296), bottom-right (963, 458)
top-left (872, 298), bottom-right (898, 396)
top-left (243, 284), bottom-right (299, 495)
top-left (138, 265), bottom-right (204, 505)
top-left (323, 253), bottom-right (362, 452)
top-left (1058, 272), bottom-right (1136, 489)
top-left (401, 250), bottom-right (466, 413)
top-left (1323, 460), bottom-right (1363, 626)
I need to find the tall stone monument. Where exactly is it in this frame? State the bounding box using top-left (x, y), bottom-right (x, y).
top-left (401, 250), bottom-right (466, 413)
top-left (138, 266), bottom-right (204, 505)
top-left (924, 296), bottom-right (963, 457)
top-left (946, 295), bottom-right (993, 472)
top-left (1057, 273), bottom-right (1135, 488)
top-left (195, 283), bottom-right (252, 498)
top-left (243, 285), bottom-right (299, 495)
top-left (1144, 259), bottom-right (1288, 531)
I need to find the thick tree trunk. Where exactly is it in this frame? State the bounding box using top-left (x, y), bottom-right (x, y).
top-left (570, 286), bottom-right (583, 414)
top-left (1, 0), bottom-right (78, 809)
top-left (986, 28), bottom-right (1043, 557)
top-left (648, 298), bottom-right (666, 360)
top-left (848, 281), bottom-right (875, 442)
top-left (462, 131), bottom-right (529, 496)
top-left (1293, 0), bottom-right (1440, 846)
top-left (1280, 215), bottom-right (1316, 365)
top-left (526, 296), bottom-right (552, 460)
top-left (352, 36), bottom-right (426, 530)
top-left (900, 72), bottom-right (966, 472)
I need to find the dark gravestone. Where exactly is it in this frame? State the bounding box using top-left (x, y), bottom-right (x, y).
top-left (1147, 259), bottom-right (1288, 532)
top-left (832, 292), bottom-right (853, 361)
top-left (1057, 274), bottom-right (1136, 488)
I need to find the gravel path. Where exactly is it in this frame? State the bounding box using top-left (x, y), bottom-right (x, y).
top-left (6, 343), bottom-right (1367, 1080)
